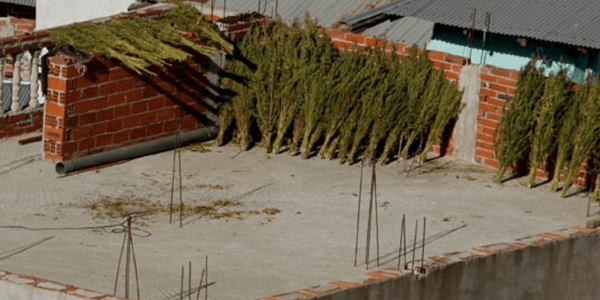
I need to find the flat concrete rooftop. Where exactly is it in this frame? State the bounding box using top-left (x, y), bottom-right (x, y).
top-left (0, 132), bottom-right (593, 299)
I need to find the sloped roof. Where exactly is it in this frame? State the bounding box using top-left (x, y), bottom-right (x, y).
top-left (364, 16), bottom-right (434, 47)
top-left (0, 0), bottom-right (35, 7)
top-left (344, 0), bottom-right (600, 49)
top-left (211, 0), bottom-right (376, 28)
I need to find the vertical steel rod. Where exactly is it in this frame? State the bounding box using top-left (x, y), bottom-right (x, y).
top-left (403, 214), bottom-right (407, 269)
top-left (189, 261), bottom-right (192, 300)
top-left (398, 214), bottom-right (405, 269)
top-left (365, 161), bottom-right (375, 270)
top-left (196, 268), bottom-right (205, 300)
top-left (373, 157), bottom-right (380, 267)
top-left (128, 217), bottom-right (141, 300)
top-left (178, 129), bottom-right (183, 227)
top-left (180, 266), bottom-right (184, 300)
top-left (354, 160), bottom-right (364, 266)
top-left (421, 217), bottom-right (426, 273)
top-left (587, 195), bottom-right (592, 217)
top-left (170, 146), bottom-right (176, 224)
top-left (125, 217), bottom-right (131, 299)
top-left (205, 255), bottom-right (208, 300)
top-left (113, 221), bottom-right (128, 295)
top-left (412, 220), bottom-right (418, 272)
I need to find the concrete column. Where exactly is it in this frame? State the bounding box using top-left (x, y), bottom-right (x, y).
top-left (29, 51), bottom-right (41, 109)
top-left (10, 53), bottom-right (22, 113)
top-left (452, 64), bottom-right (482, 162)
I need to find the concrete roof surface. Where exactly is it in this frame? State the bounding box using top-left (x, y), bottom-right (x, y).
top-left (345, 0), bottom-right (600, 49)
top-left (0, 132), bottom-right (592, 299)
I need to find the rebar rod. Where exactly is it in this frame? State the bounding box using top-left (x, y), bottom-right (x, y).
top-left (412, 220), bottom-right (418, 272)
top-left (354, 160), bottom-right (364, 266)
top-left (403, 215), bottom-right (407, 269)
top-left (365, 161), bottom-right (375, 269)
top-left (178, 129), bottom-right (183, 227)
top-left (196, 268), bottom-right (205, 300)
top-left (189, 261), bottom-right (192, 300)
top-left (125, 217), bottom-right (131, 299)
top-left (128, 217), bottom-right (141, 300)
top-left (180, 266), bottom-right (184, 300)
top-left (398, 214), bottom-right (405, 269)
top-left (373, 157), bottom-right (380, 267)
top-left (205, 255), bottom-right (208, 300)
top-left (113, 222), bottom-right (128, 295)
top-left (421, 217), bottom-right (426, 272)
top-left (170, 146), bottom-right (176, 224)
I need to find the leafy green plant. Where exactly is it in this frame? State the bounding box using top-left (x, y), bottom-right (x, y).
top-left (526, 71), bottom-right (571, 187)
top-left (50, 1), bottom-right (232, 75)
top-left (550, 82), bottom-right (587, 192)
top-left (561, 77), bottom-right (600, 197)
top-left (220, 17), bottom-right (462, 166)
top-left (494, 62), bottom-right (545, 183)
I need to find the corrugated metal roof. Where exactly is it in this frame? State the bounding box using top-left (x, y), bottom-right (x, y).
top-left (212, 0), bottom-right (374, 28)
top-left (344, 0), bottom-right (600, 49)
top-left (364, 16), bottom-right (434, 47)
top-left (0, 0), bottom-right (35, 7)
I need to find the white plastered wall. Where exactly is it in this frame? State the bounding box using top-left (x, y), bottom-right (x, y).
top-left (35, 0), bottom-right (135, 30)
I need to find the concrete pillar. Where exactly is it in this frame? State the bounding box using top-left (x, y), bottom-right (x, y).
top-left (29, 51), bottom-right (41, 109)
top-left (452, 64), bottom-right (482, 162)
top-left (10, 53), bottom-right (22, 113)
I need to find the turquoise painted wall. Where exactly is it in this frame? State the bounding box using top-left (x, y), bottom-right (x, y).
top-left (426, 27), bottom-right (595, 83)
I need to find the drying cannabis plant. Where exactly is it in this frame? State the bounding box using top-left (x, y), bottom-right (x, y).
top-left (494, 62), bottom-right (545, 183)
top-left (549, 82), bottom-right (587, 192)
top-left (561, 77), bottom-right (600, 197)
top-left (526, 71), bottom-right (572, 187)
top-left (219, 15), bottom-right (463, 165)
top-left (50, 1), bottom-right (232, 75)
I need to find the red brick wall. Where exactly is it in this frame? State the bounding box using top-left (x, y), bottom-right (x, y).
top-left (324, 28), bottom-right (468, 157)
top-left (0, 109), bottom-right (43, 138)
top-left (44, 51), bottom-right (213, 162)
top-left (475, 65), bottom-right (518, 168)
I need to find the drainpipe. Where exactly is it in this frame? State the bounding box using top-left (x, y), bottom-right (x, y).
top-left (55, 126), bottom-right (218, 175)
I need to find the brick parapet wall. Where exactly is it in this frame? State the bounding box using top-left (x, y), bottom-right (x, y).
top-left (44, 50), bottom-right (212, 162)
top-left (0, 108), bottom-right (43, 138)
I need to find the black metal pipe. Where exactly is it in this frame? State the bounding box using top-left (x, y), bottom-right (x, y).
top-left (55, 126), bottom-right (218, 175)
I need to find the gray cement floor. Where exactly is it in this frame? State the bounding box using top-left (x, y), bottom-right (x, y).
top-left (0, 132), bottom-right (593, 299)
